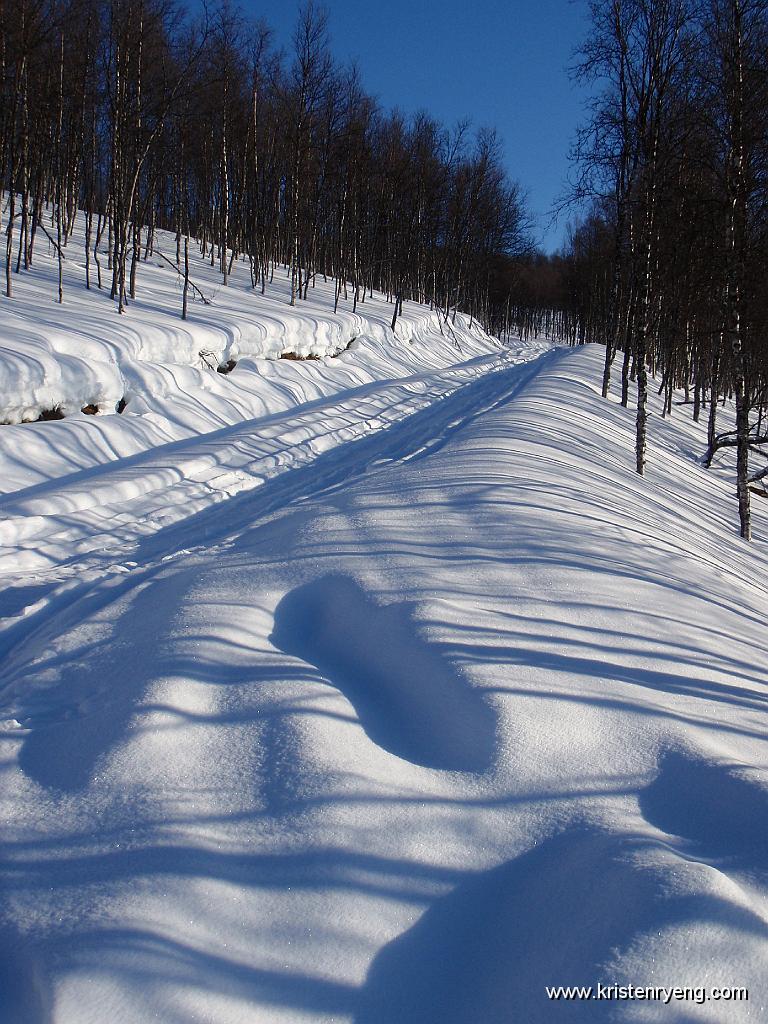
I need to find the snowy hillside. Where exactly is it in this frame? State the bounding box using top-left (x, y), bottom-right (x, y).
top-left (0, 215), bottom-right (535, 575)
top-left (0, 235), bottom-right (767, 1023)
top-left (0, 212), bottom-right (505, 443)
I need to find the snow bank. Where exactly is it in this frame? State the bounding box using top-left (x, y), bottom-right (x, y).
top-left (0, 218), bottom-right (542, 575)
top-left (0, 209), bottom-right (496, 440)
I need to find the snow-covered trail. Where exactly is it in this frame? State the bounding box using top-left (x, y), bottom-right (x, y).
top-left (1, 345), bottom-right (767, 1023)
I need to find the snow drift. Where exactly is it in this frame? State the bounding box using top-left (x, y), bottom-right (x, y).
top-left (0, 227), bottom-right (766, 1023)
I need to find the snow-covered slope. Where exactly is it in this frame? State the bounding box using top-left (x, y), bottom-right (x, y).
top-left (0, 211), bottom-right (502, 437)
top-left (0, 241), bottom-right (767, 1023)
top-left (3, 203), bottom-right (518, 429)
top-left (0, 214), bottom-right (537, 575)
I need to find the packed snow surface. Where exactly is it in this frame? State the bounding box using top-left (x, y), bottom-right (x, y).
top-left (0, 232), bottom-right (767, 1023)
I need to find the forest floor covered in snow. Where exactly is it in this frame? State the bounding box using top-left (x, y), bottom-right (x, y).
top-left (0, 227), bottom-right (767, 1023)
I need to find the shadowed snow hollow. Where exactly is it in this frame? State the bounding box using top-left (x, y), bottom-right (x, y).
top-left (271, 575), bottom-right (497, 772)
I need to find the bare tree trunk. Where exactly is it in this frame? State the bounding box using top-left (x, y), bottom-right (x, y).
top-left (182, 232), bottom-right (190, 319)
top-left (725, 0), bottom-right (751, 539)
top-left (5, 190), bottom-right (14, 298)
top-left (56, 33), bottom-right (64, 304)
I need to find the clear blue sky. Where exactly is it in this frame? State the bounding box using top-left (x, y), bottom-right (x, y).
top-left (232, 1), bottom-right (592, 253)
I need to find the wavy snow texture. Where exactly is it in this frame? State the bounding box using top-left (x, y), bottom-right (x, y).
top-left (1, 288), bottom-right (767, 1024)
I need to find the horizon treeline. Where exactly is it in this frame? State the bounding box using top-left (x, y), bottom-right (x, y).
top-left (551, 0), bottom-right (768, 540)
top-left (0, 0), bottom-right (535, 332)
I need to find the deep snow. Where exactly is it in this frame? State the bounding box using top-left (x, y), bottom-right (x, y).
top-left (0, 228), bottom-right (767, 1023)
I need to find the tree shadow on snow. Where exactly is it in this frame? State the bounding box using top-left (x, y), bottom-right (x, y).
top-left (0, 925), bottom-right (52, 1024)
top-left (17, 569), bottom-right (195, 792)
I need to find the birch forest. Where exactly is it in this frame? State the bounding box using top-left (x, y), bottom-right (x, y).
top-left (3, 0), bottom-right (768, 536)
top-left (0, 0), bottom-right (532, 332)
top-left (560, 0), bottom-right (768, 540)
